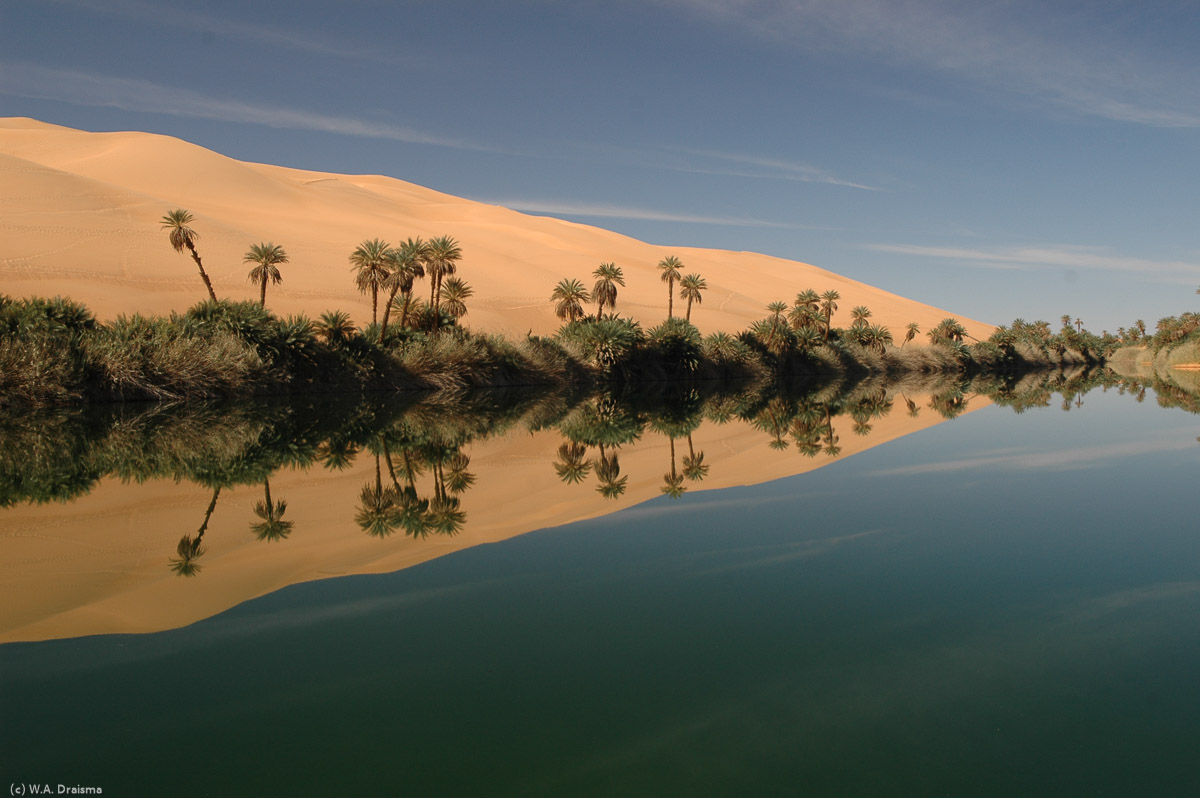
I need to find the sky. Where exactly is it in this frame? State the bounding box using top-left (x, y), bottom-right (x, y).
top-left (2, 0), bottom-right (1199, 332)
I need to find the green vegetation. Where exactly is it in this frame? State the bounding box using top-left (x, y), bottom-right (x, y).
top-left (0, 212), bottom-right (1130, 408)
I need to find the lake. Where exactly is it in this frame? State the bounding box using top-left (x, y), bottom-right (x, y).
top-left (2, 372), bottom-right (1198, 796)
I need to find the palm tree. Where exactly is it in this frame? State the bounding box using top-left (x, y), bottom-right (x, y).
top-left (592, 262), bottom-right (625, 318)
top-left (161, 209), bottom-right (217, 301)
top-left (250, 477), bottom-right (293, 542)
top-left (902, 322), bottom-right (920, 347)
top-left (349, 238), bottom-right (392, 326)
top-left (790, 289), bottom-right (821, 331)
top-left (850, 305), bottom-right (871, 326)
top-left (243, 242), bottom-right (288, 308)
top-left (658, 255), bottom-right (684, 318)
top-left (820, 289), bottom-right (840, 341)
top-left (551, 278), bottom-right (590, 323)
top-left (439, 276), bottom-right (473, 324)
top-left (679, 273), bottom-right (707, 322)
top-left (314, 310), bottom-right (356, 345)
top-left (380, 237), bottom-right (426, 339)
top-left (424, 234), bottom-right (463, 327)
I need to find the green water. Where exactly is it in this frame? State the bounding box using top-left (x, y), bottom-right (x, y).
top-left (2, 379), bottom-right (1199, 796)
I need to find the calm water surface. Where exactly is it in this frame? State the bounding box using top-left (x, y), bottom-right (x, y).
top-left (2, 381), bottom-right (1198, 796)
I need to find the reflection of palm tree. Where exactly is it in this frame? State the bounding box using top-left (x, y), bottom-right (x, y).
top-left (250, 477), bottom-right (293, 542)
top-left (594, 448), bottom-right (627, 500)
top-left (356, 454), bottom-right (399, 538)
top-left (426, 495), bottom-right (466, 536)
top-left (554, 441), bottom-right (593, 484)
top-left (681, 434), bottom-right (708, 482)
top-left (821, 409), bottom-right (841, 458)
top-left (445, 452), bottom-right (475, 494)
top-left (318, 437), bottom-right (359, 471)
top-left (660, 435), bottom-right (687, 499)
top-left (169, 486), bottom-right (221, 576)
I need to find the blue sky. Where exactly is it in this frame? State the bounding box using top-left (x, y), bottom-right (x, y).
top-left (2, 0), bottom-right (1199, 332)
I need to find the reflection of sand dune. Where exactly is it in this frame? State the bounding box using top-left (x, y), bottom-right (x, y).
top-left (0, 117), bottom-right (993, 341)
top-left (0, 392), bottom-right (989, 643)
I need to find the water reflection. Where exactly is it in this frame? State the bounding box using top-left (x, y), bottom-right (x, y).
top-left (3, 365), bottom-right (1195, 642)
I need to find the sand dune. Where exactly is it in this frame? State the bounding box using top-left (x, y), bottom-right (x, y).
top-left (0, 117), bottom-right (994, 339)
top-left (0, 391), bottom-right (991, 643)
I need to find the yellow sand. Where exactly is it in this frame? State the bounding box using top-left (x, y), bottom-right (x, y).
top-left (0, 117), bottom-right (994, 339)
top-left (0, 392), bottom-right (990, 643)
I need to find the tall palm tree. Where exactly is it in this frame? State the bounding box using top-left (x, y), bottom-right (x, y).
top-left (380, 237), bottom-right (426, 339)
top-left (424, 235), bottom-right (463, 327)
top-left (243, 242), bottom-right (288, 308)
top-left (820, 289), bottom-right (840, 341)
top-left (551, 278), bottom-right (590, 323)
top-left (679, 273), bottom-right (707, 322)
top-left (658, 255), bottom-right (684, 318)
top-left (161, 209), bottom-right (218, 301)
top-left (439, 276), bottom-right (473, 324)
top-left (349, 238), bottom-right (392, 326)
top-left (592, 262), bottom-right (625, 318)
top-left (250, 477), bottom-right (293, 542)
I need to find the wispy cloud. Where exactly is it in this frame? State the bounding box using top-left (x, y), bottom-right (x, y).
top-left (663, 0), bottom-right (1200, 128)
top-left (865, 242), bottom-right (1200, 278)
top-left (0, 63), bottom-right (498, 152)
top-left (870, 436), bottom-right (1196, 477)
top-left (669, 148), bottom-right (882, 190)
top-left (41, 0), bottom-right (396, 63)
top-left (483, 198), bottom-right (820, 229)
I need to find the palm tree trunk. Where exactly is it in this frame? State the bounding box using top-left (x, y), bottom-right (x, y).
top-left (371, 287), bottom-right (379, 326)
top-left (260, 275), bottom-right (268, 308)
top-left (380, 285), bottom-right (401, 340)
top-left (187, 242), bottom-right (218, 301)
top-left (686, 298), bottom-right (693, 322)
top-left (399, 289), bottom-right (413, 329)
top-left (263, 478), bottom-right (272, 509)
top-left (667, 279), bottom-right (675, 319)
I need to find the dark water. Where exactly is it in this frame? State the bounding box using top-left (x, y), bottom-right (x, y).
top-left (2, 381), bottom-right (1199, 796)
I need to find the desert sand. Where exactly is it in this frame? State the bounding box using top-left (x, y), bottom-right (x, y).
top-left (0, 390), bottom-right (990, 643)
top-left (0, 117), bottom-right (994, 340)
